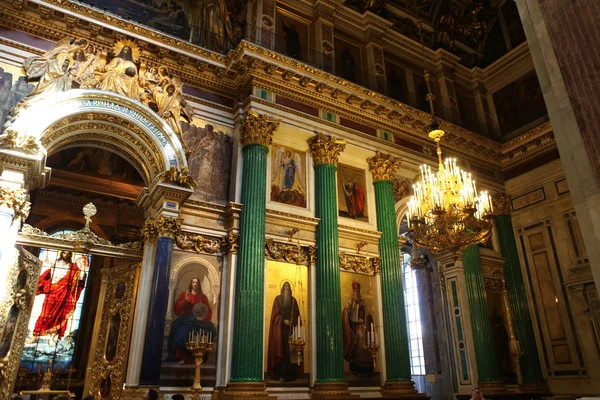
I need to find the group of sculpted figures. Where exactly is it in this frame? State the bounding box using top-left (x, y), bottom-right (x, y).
top-left (4, 37), bottom-right (192, 148)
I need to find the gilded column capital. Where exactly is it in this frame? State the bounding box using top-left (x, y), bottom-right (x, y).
top-left (493, 193), bottom-right (512, 216)
top-left (142, 215), bottom-right (181, 241)
top-left (241, 110), bottom-right (280, 147)
top-left (367, 152), bottom-right (402, 182)
top-left (308, 133), bottom-right (346, 166)
top-left (0, 186), bottom-right (30, 222)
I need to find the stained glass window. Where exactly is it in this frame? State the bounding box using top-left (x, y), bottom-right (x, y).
top-left (20, 230), bottom-right (91, 372)
top-left (402, 253), bottom-right (426, 376)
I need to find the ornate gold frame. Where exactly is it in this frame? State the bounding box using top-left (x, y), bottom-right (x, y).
top-left (0, 247), bottom-right (42, 399)
top-left (85, 262), bottom-right (140, 399)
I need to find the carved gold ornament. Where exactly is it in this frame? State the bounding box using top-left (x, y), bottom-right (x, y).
top-left (142, 215), bottom-right (182, 240)
top-left (339, 252), bottom-right (380, 275)
top-left (0, 128), bottom-right (45, 156)
top-left (367, 152), bottom-right (402, 182)
top-left (265, 239), bottom-right (309, 265)
top-left (161, 166), bottom-right (197, 189)
top-left (484, 278), bottom-right (504, 293)
top-left (308, 133), bottom-right (346, 166)
top-left (0, 186), bottom-right (30, 222)
top-left (224, 232), bottom-right (239, 254)
top-left (241, 110), bottom-right (280, 147)
top-left (493, 193), bottom-right (512, 216)
top-left (175, 232), bottom-right (225, 254)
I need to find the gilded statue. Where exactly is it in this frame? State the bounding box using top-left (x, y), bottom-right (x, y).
top-left (4, 36), bottom-right (193, 152)
top-left (98, 40), bottom-right (142, 100)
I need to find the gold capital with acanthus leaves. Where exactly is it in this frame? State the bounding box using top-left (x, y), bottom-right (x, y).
top-left (493, 193), bottom-right (512, 216)
top-left (0, 186), bottom-right (30, 223)
top-left (308, 133), bottom-right (346, 166)
top-left (142, 215), bottom-right (181, 241)
top-left (241, 110), bottom-right (280, 147)
top-left (367, 151), bottom-right (402, 182)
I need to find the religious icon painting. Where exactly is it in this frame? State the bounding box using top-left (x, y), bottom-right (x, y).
top-left (340, 271), bottom-right (380, 384)
top-left (0, 304), bottom-right (19, 359)
top-left (337, 164), bottom-right (369, 222)
top-left (270, 145), bottom-right (307, 208)
top-left (20, 244), bottom-right (91, 372)
top-left (162, 259), bottom-right (220, 385)
top-left (264, 260), bottom-right (309, 385)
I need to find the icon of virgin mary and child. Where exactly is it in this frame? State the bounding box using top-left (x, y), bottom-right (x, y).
top-left (165, 276), bottom-right (217, 364)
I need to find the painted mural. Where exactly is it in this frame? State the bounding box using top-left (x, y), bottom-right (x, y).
top-left (493, 72), bottom-right (547, 136)
top-left (20, 246), bottom-right (91, 372)
top-left (79, 0), bottom-right (245, 53)
top-left (264, 260), bottom-right (309, 385)
top-left (162, 257), bottom-right (221, 385)
top-left (0, 65), bottom-right (34, 128)
top-left (182, 122), bottom-right (233, 203)
top-left (47, 147), bottom-right (144, 185)
top-left (337, 164), bottom-right (368, 222)
top-left (340, 271), bottom-right (379, 383)
top-left (270, 145), bottom-right (307, 208)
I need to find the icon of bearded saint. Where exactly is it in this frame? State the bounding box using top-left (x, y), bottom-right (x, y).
top-left (342, 281), bottom-right (374, 376)
top-left (267, 282), bottom-right (303, 382)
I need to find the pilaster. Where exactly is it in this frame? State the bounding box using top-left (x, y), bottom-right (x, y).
top-left (312, 3), bottom-right (335, 73)
top-left (224, 110), bottom-right (278, 400)
top-left (364, 34), bottom-right (387, 94)
top-left (433, 52), bottom-right (460, 124)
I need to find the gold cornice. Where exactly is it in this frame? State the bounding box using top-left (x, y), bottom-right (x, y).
top-left (308, 133), bottom-right (346, 166)
top-left (367, 152), bottom-right (402, 182)
top-left (241, 110), bottom-right (280, 147)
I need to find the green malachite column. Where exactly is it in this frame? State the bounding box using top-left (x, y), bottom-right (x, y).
top-left (308, 133), bottom-right (350, 397)
top-left (367, 152), bottom-right (418, 396)
top-left (494, 196), bottom-right (548, 391)
top-left (463, 245), bottom-right (502, 387)
top-left (226, 111), bottom-right (279, 398)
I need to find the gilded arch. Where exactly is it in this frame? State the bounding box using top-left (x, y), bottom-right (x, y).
top-left (5, 89), bottom-right (188, 186)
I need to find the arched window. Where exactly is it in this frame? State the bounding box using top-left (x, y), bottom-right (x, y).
top-left (402, 252), bottom-right (425, 375)
top-left (20, 230), bottom-right (92, 371)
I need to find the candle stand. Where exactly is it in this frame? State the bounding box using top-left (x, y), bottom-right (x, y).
top-left (186, 332), bottom-right (214, 393)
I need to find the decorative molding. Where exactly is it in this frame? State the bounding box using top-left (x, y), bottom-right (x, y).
top-left (0, 128), bottom-right (45, 156)
top-left (264, 239), bottom-right (309, 265)
top-left (142, 215), bottom-right (182, 240)
top-left (367, 151), bottom-right (402, 182)
top-left (339, 252), bottom-right (380, 275)
top-left (511, 188), bottom-right (546, 211)
top-left (307, 133), bottom-right (346, 166)
top-left (555, 178), bottom-right (569, 195)
top-left (241, 110), bottom-right (280, 147)
top-left (0, 186), bottom-right (30, 222)
top-left (175, 232), bottom-right (225, 255)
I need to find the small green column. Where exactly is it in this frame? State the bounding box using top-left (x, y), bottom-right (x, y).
top-left (367, 152), bottom-right (418, 396)
top-left (494, 196), bottom-right (549, 392)
top-left (226, 111), bottom-right (279, 399)
top-left (308, 133), bottom-right (351, 398)
top-left (463, 245), bottom-right (503, 390)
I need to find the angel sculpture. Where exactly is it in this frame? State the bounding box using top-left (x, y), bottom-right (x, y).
top-left (71, 43), bottom-right (102, 89)
top-left (5, 38), bottom-right (86, 122)
top-left (153, 75), bottom-right (193, 155)
top-left (272, 148), bottom-right (305, 195)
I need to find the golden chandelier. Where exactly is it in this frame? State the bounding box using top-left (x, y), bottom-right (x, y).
top-left (406, 12), bottom-right (494, 255)
top-left (406, 128), bottom-right (493, 255)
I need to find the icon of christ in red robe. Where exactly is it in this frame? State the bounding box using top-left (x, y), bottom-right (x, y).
top-left (32, 251), bottom-right (88, 343)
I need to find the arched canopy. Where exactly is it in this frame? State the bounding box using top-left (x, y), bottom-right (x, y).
top-left (9, 89), bottom-right (188, 186)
